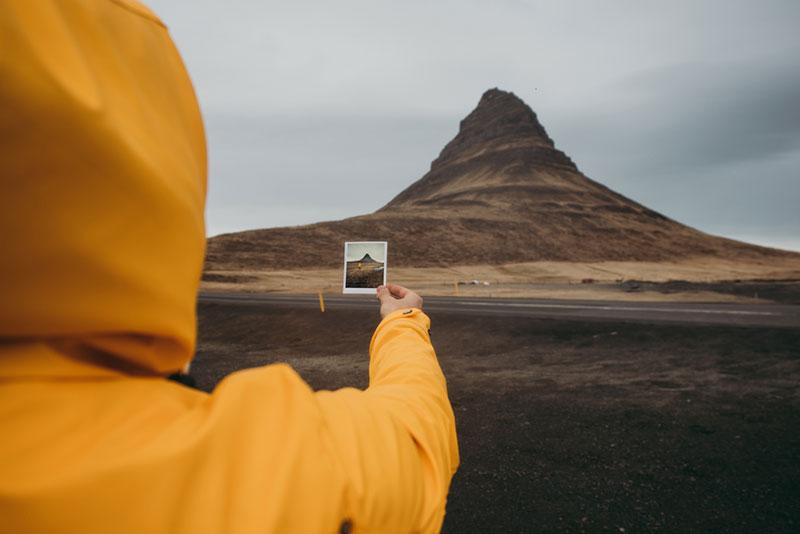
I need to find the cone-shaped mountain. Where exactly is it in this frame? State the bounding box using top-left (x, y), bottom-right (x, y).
top-left (357, 254), bottom-right (378, 264)
top-left (383, 88), bottom-right (575, 211)
top-left (206, 88), bottom-right (796, 271)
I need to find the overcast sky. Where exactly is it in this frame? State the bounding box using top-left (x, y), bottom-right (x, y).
top-left (149, 0), bottom-right (800, 251)
top-left (345, 242), bottom-right (387, 263)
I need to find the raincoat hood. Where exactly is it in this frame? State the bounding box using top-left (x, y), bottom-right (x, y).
top-left (0, 0), bottom-right (207, 374)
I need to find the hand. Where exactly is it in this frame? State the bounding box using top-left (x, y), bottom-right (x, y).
top-left (376, 284), bottom-right (423, 318)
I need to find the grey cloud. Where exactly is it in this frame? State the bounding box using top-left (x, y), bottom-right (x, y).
top-left (549, 56), bottom-right (800, 178)
top-left (625, 58), bottom-right (800, 172)
top-left (535, 56), bottom-right (800, 249)
top-left (205, 113), bottom-right (457, 235)
top-left (149, 0), bottom-right (800, 250)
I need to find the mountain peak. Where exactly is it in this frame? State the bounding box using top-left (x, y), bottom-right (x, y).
top-left (381, 87), bottom-right (577, 210)
top-left (431, 87), bottom-right (556, 170)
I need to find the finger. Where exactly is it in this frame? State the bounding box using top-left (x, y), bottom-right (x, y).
top-left (376, 285), bottom-right (392, 303)
top-left (386, 284), bottom-right (408, 298)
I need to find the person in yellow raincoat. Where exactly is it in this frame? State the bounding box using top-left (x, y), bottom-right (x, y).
top-left (0, 1), bottom-right (459, 532)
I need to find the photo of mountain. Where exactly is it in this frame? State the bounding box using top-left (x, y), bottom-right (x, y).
top-left (343, 241), bottom-right (386, 292)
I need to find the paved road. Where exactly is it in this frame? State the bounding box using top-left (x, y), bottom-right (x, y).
top-left (198, 292), bottom-right (800, 328)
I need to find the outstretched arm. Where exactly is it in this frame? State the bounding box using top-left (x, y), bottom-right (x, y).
top-left (315, 285), bottom-right (459, 533)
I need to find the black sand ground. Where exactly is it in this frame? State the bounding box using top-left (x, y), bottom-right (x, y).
top-left (195, 301), bottom-right (800, 533)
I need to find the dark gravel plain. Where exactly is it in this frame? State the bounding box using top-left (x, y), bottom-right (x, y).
top-left (195, 301), bottom-right (800, 533)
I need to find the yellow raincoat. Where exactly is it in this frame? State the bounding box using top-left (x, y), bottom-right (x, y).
top-left (0, 1), bottom-right (459, 532)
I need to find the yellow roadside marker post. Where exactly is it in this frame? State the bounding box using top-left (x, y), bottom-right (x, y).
top-left (454, 281), bottom-right (459, 296)
top-left (318, 291), bottom-right (325, 313)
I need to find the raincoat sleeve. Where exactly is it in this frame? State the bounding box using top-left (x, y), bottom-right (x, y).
top-left (315, 308), bottom-right (459, 533)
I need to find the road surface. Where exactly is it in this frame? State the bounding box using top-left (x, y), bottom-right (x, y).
top-left (198, 292), bottom-right (800, 328)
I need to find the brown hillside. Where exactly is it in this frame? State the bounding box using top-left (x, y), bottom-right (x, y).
top-left (206, 88), bottom-right (797, 271)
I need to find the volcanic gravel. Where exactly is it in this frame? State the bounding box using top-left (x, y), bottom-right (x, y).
top-left (195, 301), bottom-right (800, 533)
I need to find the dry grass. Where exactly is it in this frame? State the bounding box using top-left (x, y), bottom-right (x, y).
top-left (201, 255), bottom-right (800, 302)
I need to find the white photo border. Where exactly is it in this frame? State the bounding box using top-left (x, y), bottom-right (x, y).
top-left (342, 241), bottom-right (388, 294)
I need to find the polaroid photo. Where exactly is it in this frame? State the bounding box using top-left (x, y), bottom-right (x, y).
top-left (343, 241), bottom-right (388, 294)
